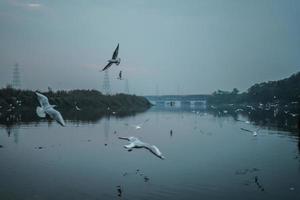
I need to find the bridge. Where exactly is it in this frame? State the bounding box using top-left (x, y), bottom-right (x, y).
top-left (145, 95), bottom-right (209, 108)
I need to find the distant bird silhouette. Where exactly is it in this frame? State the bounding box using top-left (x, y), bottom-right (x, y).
top-left (240, 127), bottom-right (260, 136)
top-left (117, 70), bottom-right (123, 80)
top-left (118, 136), bottom-right (165, 159)
top-left (124, 119), bottom-right (150, 130)
top-left (35, 92), bottom-right (65, 126)
top-left (254, 176), bottom-right (265, 191)
top-left (102, 44), bottom-right (120, 71)
top-left (116, 185), bottom-right (122, 197)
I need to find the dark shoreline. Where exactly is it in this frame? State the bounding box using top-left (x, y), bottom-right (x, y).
top-left (0, 88), bottom-right (151, 124)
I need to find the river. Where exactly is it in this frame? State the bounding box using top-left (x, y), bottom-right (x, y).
top-left (0, 105), bottom-right (299, 200)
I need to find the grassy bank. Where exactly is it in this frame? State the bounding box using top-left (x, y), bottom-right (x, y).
top-left (0, 88), bottom-right (151, 123)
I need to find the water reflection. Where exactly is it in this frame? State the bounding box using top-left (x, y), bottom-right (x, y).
top-left (0, 103), bottom-right (300, 200)
top-left (0, 107), bottom-right (148, 126)
top-left (1, 123), bottom-right (19, 144)
top-left (150, 103), bottom-right (300, 156)
top-left (103, 117), bottom-right (110, 143)
top-left (1, 103), bottom-right (300, 152)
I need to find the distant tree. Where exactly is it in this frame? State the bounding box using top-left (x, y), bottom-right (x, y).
top-left (232, 88), bottom-right (239, 95)
top-left (6, 84), bottom-right (12, 89)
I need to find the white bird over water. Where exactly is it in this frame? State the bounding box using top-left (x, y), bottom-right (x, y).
top-left (75, 105), bottom-right (81, 111)
top-left (240, 127), bottom-right (260, 136)
top-left (118, 136), bottom-right (165, 159)
top-left (35, 92), bottom-right (65, 126)
top-left (236, 119), bottom-right (250, 124)
top-left (125, 119), bottom-right (150, 130)
top-left (74, 102), bottom-right (81, 111)
top-left (102, 43), bottom-right (120, 71)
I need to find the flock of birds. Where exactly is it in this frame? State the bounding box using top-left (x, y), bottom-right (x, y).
top-left (1, 44), bottom-right (299, 198)
top-left (34, 91), bottom-right (163, 197)
top-left (34, 43), bottom-right (166, 160)
top-left (35, 92), bottom-right (165, 160)
top-left (209, 100), bottom-right (300, 137)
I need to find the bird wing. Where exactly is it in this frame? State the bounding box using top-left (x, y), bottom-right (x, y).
top-left (129, 137), bottom-right (139, 142)
top-left (119, 136), bottom-right (139, 143)
top-left (112, 43), bottom-right (119, 59)
top-left (144, 144), bottom-right (164, 159)
top-left (118, 136), bottom-right (130, 141)
top-left (124, 143), bottom-right (135, 149)
top-left (240, 128), bottom-right (253, 133)
top-left (36, 106), bottom-right (46, 118)
top-left (102, 62), bottom-right (113, 71)
top-left (45, 107), bottom-right (65, 126)
top-left (36, 92), bottom-right (50, 107)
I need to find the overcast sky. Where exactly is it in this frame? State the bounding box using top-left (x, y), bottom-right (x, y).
top-left (0, 0), bottom-right (299, 95)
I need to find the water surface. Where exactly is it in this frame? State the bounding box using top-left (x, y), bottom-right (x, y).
top-left (0, 106), bottom-right (299, 200)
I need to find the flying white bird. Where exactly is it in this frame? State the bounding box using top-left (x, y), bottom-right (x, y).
top-left (75, 105), bottom-right (81, 111)
top-left (35, 92), bottom-right (65, 126)
top-left (74, 102), bottom-right (81, 111)
top-left (125, 119), bottom-right (150, 130)
top-left (236, 119), bottom-right (250, 124)
top-left (119, 136), bottom-right (165, 159)
top-left (290, 113), bottom-right (299, 117)
top-left (240, 127), bottom-right (260, 136)
top-left (102, 44), bottom-right (121, 71)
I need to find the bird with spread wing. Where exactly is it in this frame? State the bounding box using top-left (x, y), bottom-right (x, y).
top-left (35, 92), bottom-right (65, 126)
top-left (102, 43), bottom-right (121, 71)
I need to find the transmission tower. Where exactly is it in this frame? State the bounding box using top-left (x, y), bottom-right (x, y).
top-left (12, 63), bottom-right (21, 89)
top-left (124, 79), bottom-right (130, 94)
top-left (102, 70), bottom-right (111, 95)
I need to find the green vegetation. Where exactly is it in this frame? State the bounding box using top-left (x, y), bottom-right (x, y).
top-left (0, 88), bottom-right (151, 123)
top-left (208, 71), bottom-right (300, 105)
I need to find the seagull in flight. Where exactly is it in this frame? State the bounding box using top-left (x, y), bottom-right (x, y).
top-left (75, 105), bottom-right (81, 111)
top-left (125, 119), bottom-right (150, 130)
top-left (236, 119), bottom-right (250, 124)
top-left (74, 102), bottom-right (81, 111)
top-left (102, 43), bottom-right (121, 71)
top-left (35, 92), bottom-right (65, 126)
top-left (240, 127), bottom-right (260, 136)
top-left (118, 136), bottom-right (165, 159)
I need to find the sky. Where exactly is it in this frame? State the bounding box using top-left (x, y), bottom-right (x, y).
top-left (0, 0), bottom-right (299, 95)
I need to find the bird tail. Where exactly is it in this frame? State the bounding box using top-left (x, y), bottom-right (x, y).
top-left (36, 106), bottom-right (46, 118)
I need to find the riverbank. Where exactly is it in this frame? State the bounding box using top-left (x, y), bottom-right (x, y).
top-left (0, 88), bottom-right (151, 123)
